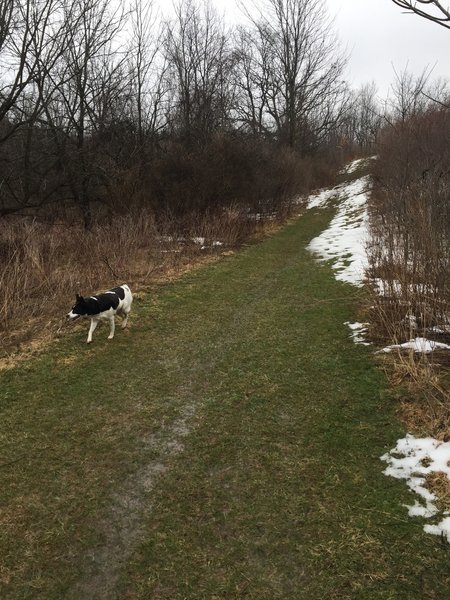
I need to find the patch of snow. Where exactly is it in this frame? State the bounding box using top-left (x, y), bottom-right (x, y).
top-left (248, 212), bottom-right (277, 221)
top-left (158, 235), bottom-right (224, 252)
top-left (307, 186), bottom-right (340, 209)
top-left (379, 337), bottom-right (450, 354)
top-left (371, 278), bottom-right (437, 298)
top-left (338, 156), bottom-right (376, 175)
top-left (158, 235), bottom-right (186, 243)
top-left (344, 321), bottom-right (371, 345)
top-left (381, 434), bottom-right (450, 542)
top-left (339, 158), bottom-right (366, 174)
top-left (407, 500), bottom-right (438, 518)
top-left (192, 236), bottom-right (206, 245)
top-left (424, 518), bottom-right (450, 540)
top-left (201, 240), bottom-right (224, 250)
top-left (427, 325), bottom-right (447, 334)
top-left (307, 176), bottom-right (371, 286)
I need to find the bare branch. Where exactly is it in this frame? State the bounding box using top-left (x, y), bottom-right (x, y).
top-left (392, 0), bottom-right (450, 29)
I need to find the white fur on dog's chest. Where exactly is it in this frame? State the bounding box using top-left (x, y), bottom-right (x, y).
top-left (94, 307), bottom-right (116, 320)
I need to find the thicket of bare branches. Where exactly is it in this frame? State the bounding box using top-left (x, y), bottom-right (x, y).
top-left (370, 108), bottom-right (450, 307)
top-left (365, 68), bottom-right (450, 425)
top-left (368, 99), bottom-right (450, 361)
top-left (338, 82), bottom-right (383, 153)
top-left (0, 0), bottom-right (351, 225)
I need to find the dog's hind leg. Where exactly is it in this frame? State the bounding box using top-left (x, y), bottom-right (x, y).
top-left (87, 318), bottom-right (99, 344)
top-left (121, 309), bottom-right (130, 329)
top-left (108, 316), bottom-right (115, 340)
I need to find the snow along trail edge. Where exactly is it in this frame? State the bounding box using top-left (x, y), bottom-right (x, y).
top-left (305, 158), bottom-right (450, 544)
top-left (306, 174), bottom-right (371, 287)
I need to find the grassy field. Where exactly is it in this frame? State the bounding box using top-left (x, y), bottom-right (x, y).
top-left (1, 200), bottom-right (450, 599)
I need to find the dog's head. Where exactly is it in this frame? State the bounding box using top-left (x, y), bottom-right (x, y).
top-left (66, 294), bottom-right (88, 321)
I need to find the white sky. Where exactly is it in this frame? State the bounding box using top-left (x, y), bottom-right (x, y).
top-left (329, 0), bottom-right (449, 96)
top-left (208, 0), bottom-right (450, 98)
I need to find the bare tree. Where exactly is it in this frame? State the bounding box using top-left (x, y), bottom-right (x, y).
top-left (0, 0), bottom-right (356, 225)
top-left (128, 0), bottom-right (169, 155)
top-left (389, 65), bottom-right (432, 121)
top-left (0, 0), bottom-right (73, 216)
top-left (164, 0), bottom-right (234, 146)
top-left (422, 77), bottom-right (450, 107)
top-left (337, 83), bottom-right (383, 152)
top-left (392, 0), bottom-right (450, 29)
top-left (0, 0), bottom-right (61, 130)
top-left (233, 25), bottom-right (274, 136)
top-left (239, 0), bottom-right (348, 152)
top-left (41, 0), bottom-right (127, 227)
top-left (354, 83), bottom-right (383, 149)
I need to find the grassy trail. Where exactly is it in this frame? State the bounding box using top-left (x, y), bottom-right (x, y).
top-left (1, 204), bottom-right (450, 599)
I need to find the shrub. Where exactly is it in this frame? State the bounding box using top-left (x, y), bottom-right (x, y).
top-left (367, 108), bottom-right (450, 415)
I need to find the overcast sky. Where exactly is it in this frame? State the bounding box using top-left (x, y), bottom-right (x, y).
top-left (153, 0), bottom-right (449, 98)
top-left (208, 0), bottom-right (450, 98)
top-left (329, 0), bottom-right (449, 96)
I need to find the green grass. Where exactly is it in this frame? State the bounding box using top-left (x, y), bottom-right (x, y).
top-left (1, 203), bottom-right (450, 599)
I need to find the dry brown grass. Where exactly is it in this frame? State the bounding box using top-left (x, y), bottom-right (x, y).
top-left (425, 472), bottom-right (450, 512)
top-left (0, 212), bottom-right (155, 357)
top-left (0, 205), bottom-right (285, 367)
top-left (373, 345), bottom-right (450, 439)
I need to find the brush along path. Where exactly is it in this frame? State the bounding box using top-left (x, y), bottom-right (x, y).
top-left (1, 206), bottom-right (450, 599)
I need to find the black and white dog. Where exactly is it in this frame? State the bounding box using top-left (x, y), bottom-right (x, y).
top-left (66, 284), bottom-right (132, 343)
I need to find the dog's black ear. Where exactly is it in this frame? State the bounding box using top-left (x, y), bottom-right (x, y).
top-left (76, 293), bottom-right (83, 302)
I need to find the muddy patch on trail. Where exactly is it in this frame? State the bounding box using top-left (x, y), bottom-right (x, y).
top-left (68, 403), bottom-right (196, 600)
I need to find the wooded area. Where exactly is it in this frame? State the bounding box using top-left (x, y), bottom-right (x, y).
top-left (0, 0), bottom-right (384, 227)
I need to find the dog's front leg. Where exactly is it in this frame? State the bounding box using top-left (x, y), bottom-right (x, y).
top-left (108, 316), bottom-right (115, 340)
top-left (87, 318), bottom-right (98, 344)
